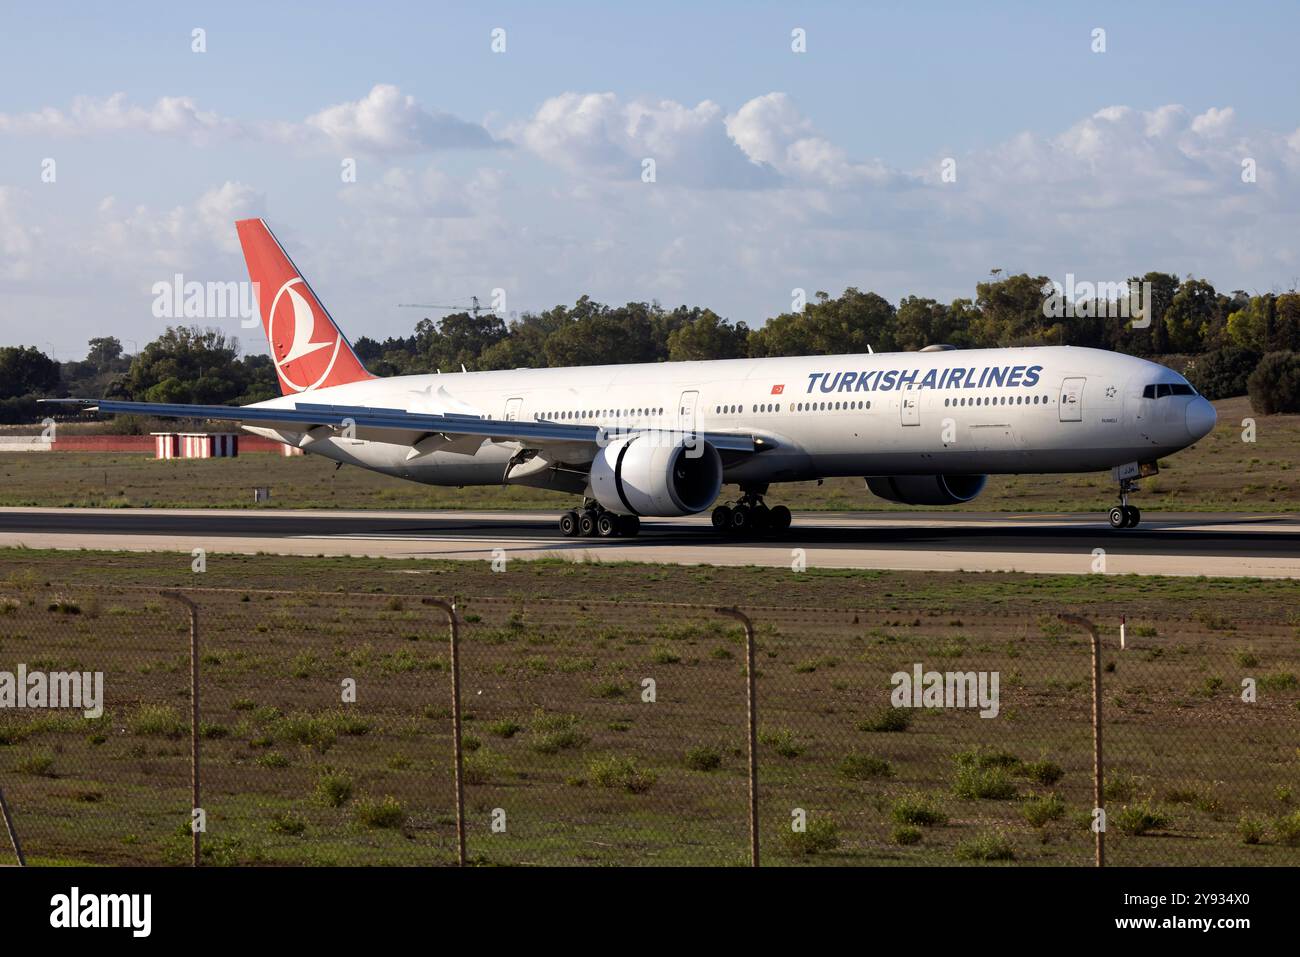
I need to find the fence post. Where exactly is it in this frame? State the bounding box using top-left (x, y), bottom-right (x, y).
top-left (424, 598), bottom-right (467, 866)
top-left (162, 591), bottom-right (201, 867)
top-left (1060, 613), bottom-right (1104, 867)
top-left (0, 781), bottom-right (25, 866)
top-left (716, 607), bottom-right (759, 868)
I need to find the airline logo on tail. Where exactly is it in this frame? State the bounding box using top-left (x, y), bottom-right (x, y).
top-left (236, 218), bottom-right (373, 395)
top-left (267, 277), bottom-right (341, 392)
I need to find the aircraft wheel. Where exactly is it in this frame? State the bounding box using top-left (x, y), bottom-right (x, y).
top-left (618, 515), bottom-right (641, 537)
top-left (597, 512), bottom-right (619, 537)
top-left (712, 505), bottom-right (732, 530)
top-left (1108, 506), bottom-right (1127, 529)
top-left (559, 511), bottom-right (580, 537)
top-left (749, 504), bottom-right (770, 532)
top-left (730, 505), bottom-right (751, 533)
top-left (769, 505), bottom-right (792, 532)
top-left (1124, 505), bottom-right (1141, 528)
top-left (578, 510), bottom-right (598, 537)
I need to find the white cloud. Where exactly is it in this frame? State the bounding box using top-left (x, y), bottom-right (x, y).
top-left (725, 92), bottom-right (901, 188)
top-left (0, 93), bottom-right (239, 141)
top-left (0, 85), bottom-right (496, 154)
top-left (508, 92), bottom-right (778, 188)
top-left (300, 84), bottom-right (497, 153)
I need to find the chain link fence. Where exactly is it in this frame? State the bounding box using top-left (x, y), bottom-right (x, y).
top-left (0, 583), bottom-right (1296, 866)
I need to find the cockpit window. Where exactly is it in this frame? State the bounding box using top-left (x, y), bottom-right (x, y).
top-left (1143, 383), bottom-right (1197, 399)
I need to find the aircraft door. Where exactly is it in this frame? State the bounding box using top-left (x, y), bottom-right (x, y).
top-left (1059, 378), bottom-right (1085, 422)
top-left (678, 390), bottom-right (699, 432)
top-left (504, 397), bottom-right (523, 421)
top-left (900, 388), bottom-right (920, 426)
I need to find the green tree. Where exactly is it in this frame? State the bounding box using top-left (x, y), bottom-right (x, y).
top-left (748, 288), bottom-right (897, 357)
top-left (1162, 278), bottom-right (1218, 353)
top-left (666, 309), bottom-right (750, 360)
top-left (0, 345), bottom-right (60, 399)
top-left (122, 326), bottom-right (248, 404)
top-left (969, 274), bottom-right (1055, 346)
top-left (1247, 351), bottom-right (1300, 414)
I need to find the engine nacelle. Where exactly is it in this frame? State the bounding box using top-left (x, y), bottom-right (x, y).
top-left (590, 435), bottom-right (723, 516)
top-left (866, 474), bottom-right (988, 506)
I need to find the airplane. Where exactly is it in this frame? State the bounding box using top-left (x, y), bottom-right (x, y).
top-left (67, 219), bottom-right (1218, 535)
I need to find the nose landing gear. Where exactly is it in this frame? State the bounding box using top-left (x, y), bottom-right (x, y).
top-left (1108, 478), bottom-right (1142, 529)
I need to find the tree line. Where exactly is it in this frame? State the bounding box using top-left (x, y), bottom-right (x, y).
top-left (4, 271), bottom-right (1300, 424)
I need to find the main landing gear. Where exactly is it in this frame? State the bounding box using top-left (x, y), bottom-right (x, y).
top-left (711, 485), bottom-right (792, 536)
top-left (559, 501), bottom-right (641, 538)
top-left (1108, 477), bottom-right (1142, 529)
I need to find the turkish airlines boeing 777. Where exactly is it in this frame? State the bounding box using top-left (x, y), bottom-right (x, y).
top-left (74, 220), bottom-right (1217, 535)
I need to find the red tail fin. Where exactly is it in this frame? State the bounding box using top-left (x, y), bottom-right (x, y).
top-left (236, 218), bottom-right (373, 395)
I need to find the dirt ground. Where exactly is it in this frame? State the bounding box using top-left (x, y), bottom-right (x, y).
top-left (0, 549), bottom-right (1296, 866)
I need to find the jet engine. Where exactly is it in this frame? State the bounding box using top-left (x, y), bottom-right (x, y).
top-left (589, 434), bottom-right (722, 516)
top-left (865, 474), bottom-right (988, 506)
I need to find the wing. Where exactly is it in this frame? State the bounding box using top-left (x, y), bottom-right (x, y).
top-left (45, 399), bottom-right (769, 461)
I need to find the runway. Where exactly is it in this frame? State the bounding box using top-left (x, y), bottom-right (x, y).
top-left (1, 507), bottom-right (1297, 578)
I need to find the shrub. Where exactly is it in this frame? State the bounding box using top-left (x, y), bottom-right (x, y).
top-left (758, 727), bottom-right (803, 758)
top-left (1103, 770), bottom-right (1143, 802)
top-left (685, 746), bottom-right (723, 771)
top-left (891, 825), bottom-right (923, 846)
top-left (16, 753), bottom-right (55, 777)
top-left (1020, 760), bottom-right (1064, 786)
top-left (891, 792), bottom-right (948, 827)
top-left (1237, 814), bottom-right (1266, 846)
top-left (268, 812), bottom-right (306, 836)
top-left (128, 704), bottom-right (186, 738)
top-left (1023, 793), bottom-right (1066, 828)
top-left (781, 817), bottom-right (840, 856)
top-left (1112, 802), bottom-right (1172, 836)
top-left (1275, 810), bottom-right (1300, 847)
top-left (1247, 350), bottom-right (1300, 414)
top-left (838, 753), bottom-right (894, 781)
top-left (315, 771), bottom-right (353, 808)
top-left (353, 796), bottom-right (405, 829)
top-left (858, 708), bottom-right (910, 733)
top-left (953, 765), bottom-right (1018, 800)
top-left (589, 754), bottom-right (656, 793)
top-left (487, 718), bottom-right (522, 739)
top-left (954, 747), bottom-right (1021, 771)
top-left (1185, 346), bottom-right (1260, 400)
top-left (955, 832), bottom-right (1016, 862)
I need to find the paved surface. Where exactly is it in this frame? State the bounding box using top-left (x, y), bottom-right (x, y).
top-left (1, 507), bottom-right (1298, 578)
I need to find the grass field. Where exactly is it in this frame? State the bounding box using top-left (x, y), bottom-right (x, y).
top-left (3, 397), bottom-right (1297, 512)
top-left (1, 549), bottom-right (1297, 866)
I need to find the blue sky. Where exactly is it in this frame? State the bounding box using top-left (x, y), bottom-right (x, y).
top-left (2, 1), bottom-right (1299, 358)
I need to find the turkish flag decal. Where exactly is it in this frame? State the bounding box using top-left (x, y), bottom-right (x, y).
top-left (770, 384), bottom-right (785, 395)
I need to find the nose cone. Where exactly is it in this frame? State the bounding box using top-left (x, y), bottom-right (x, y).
top-left (1186, 397), bottom-right (1216, 441)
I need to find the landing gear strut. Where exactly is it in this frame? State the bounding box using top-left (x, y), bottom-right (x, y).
top-left (711, 485), bottom-right (792, 536)
top-left (559, 500), bottom-right (640, 538)
top-left (1108, 478), bottom-right (1142, 529)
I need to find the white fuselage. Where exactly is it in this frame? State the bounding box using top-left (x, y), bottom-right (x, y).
top-left (246, 345), bottom-right (1216, 499)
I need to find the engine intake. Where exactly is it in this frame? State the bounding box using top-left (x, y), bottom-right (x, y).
top-left (866, 474), bottom-right (988, 506)
top-left (590, 435), bottom-right (722, 516)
